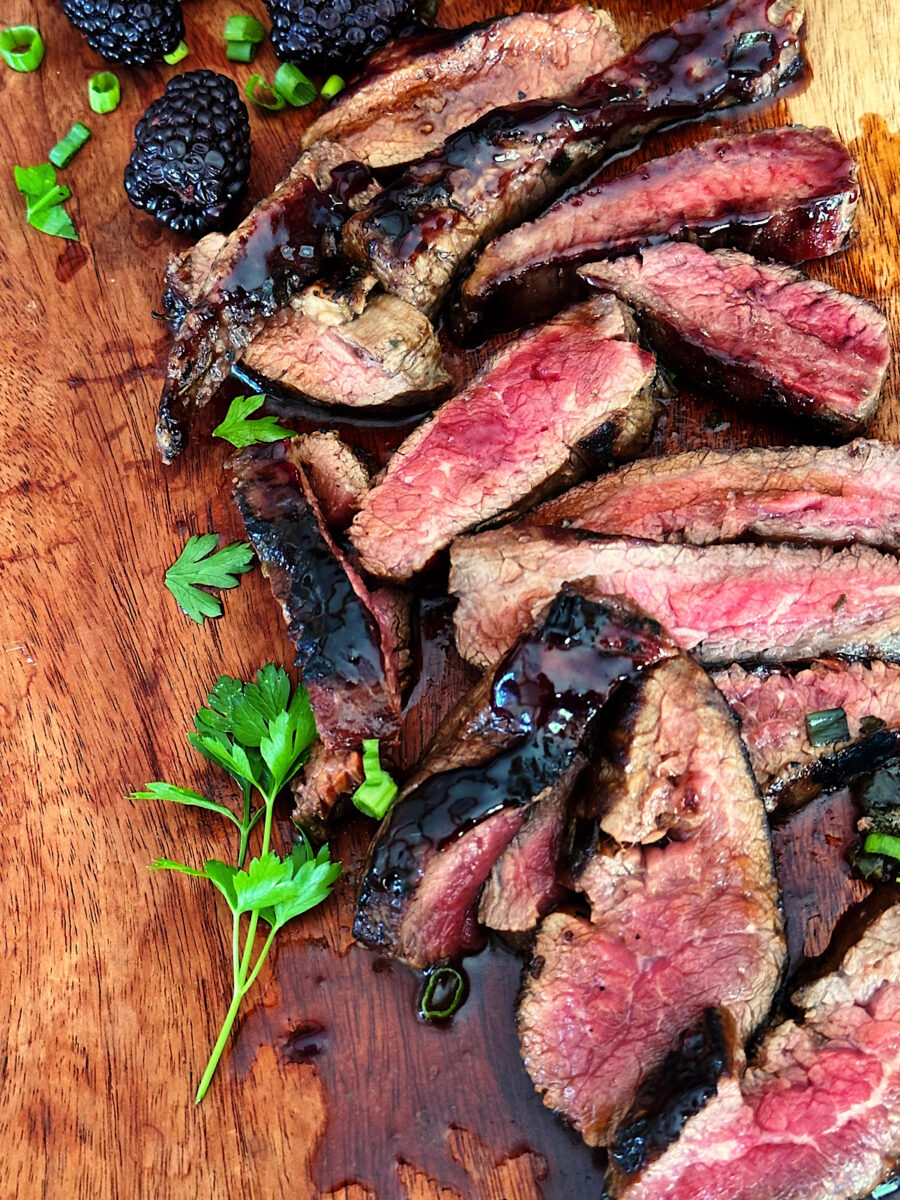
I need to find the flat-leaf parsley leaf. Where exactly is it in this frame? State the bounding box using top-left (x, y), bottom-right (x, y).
top-left (212, 393), bottom-right (292, 448)
top-left (165, 533), bottom-right (254, 624)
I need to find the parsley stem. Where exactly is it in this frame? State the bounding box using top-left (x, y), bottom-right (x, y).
top-left (195, 984), bottom-right (245, 1103)
top-left (237, 781), bottom-right (253, 866)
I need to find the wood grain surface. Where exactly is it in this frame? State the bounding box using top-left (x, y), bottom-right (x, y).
top-left (1, 1), bottom-right (898, 1198)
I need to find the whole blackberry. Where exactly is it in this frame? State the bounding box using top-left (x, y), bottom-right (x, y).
top-left (58, 0), bottom-right (184, 67)
top-left (264, 0), bottom-right (418, 74)
top-left (124, 71), bottom-right (251, 235)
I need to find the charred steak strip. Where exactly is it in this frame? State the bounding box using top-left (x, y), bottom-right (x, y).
top-left (343, 0), bottom-right (805, 316)
top-left (459, 125), bottom-right (857, 340)
top-left (581, 244), bottom-right (891, 435)
top-left (301, 7), bottom-right (623, 170)
top-left (349, 297), bottom-right (658, 581)
top-left (714, 660), bottom-right (900, 806)
top-left (285, 432), bottom-right (370, 531)
top-left (519, 655), bottom-right (784, 1148)
top-left (353, 590), bottom-right (675, 968)
top-left (526, 439), bottom-right (900, 549)
top-left (157, 143), bottom-right (378, 461)
top-left (449, 527), bottom-right (900, 669)
top-left (617, 901), bottom-right (900, 1200)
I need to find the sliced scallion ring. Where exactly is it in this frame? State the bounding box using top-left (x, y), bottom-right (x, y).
top-left (224, 14), bottom-right (266, 42)
top-left (418, 966), bottom-right (466, 1021)
top-left (273, 62), bottom-right (317, 107)
top-left (49, 122), bottom-right (91, 169)
top-left (863, 832), bottom-right (900, 862)
top-left (88, 71), bottom-right (120, 114)
top-left (245, 73), bottom-right (286, 111)
top-left (163, 40), bottom-right (189, 65)
top-left (226, 40), bottom-right (256, 62)
top-left (1, 24), bottom-right (45, 72)
top-left (320, 74), bottom-right (345, 100)
top-left (805, 706), bottom-right (850, 747)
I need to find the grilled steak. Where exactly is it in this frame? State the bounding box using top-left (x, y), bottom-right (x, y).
top-left (714, 660), bottom-right (900, 806)
top-left (353, 590), bottom-right (675, 967)
top-left (616, 901), bottom-right (900, 1200)
top-left (286, 432), bottom-right (370, 531)
top-left (459, 125), bottom-right (857, 341)
top-left (162, 231), bottom-right (227, 329)
top-left (580, 244), bottom-right (891, 435)
top-left (449, 527), bottom-right (900, 669)
top-left (526, 440), bottom-right (900, 549)
top-left (231, 444), bottom-right (404, 836)
top-left (300, 7), bottom-right (623, 170)
top-left (519, 655), bottom-right (784, 1148)
top-left (343, 0), bottom-right (805, 316)
top-left (349, 297), bottom-right (658, 581)
top-left (157, 142), bottom-right (378, 461)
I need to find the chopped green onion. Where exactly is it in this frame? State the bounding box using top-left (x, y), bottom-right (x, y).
top-left (1, 25), bottom-right (45, 72)
top-left (320, 74), bottom-right (345, 100)
top-left (15, 162), bottom-right (57, 199)
top-left (273, 62), bottom-right (317, 107)
top-left (88, 71), bottom-right (120, 114)
top-left (245, 74), bottom-right (286, 111)
top-left (27, 183), bottom-right (71, 217)
top-left (224, 14), bottom-right (266, 42)
top-left (29, 204), bottom-right (78, 240)
top-left (226, 40), bottom-right (257, 62)
top-left (863, 832), bottom-right (900, 862)
top-left (163, 40), bottom-right (189, 65)
top-left (418, 966), bottom-right (466, 1021)
top-left (805, 706), bottom-right (850, 747)
top-left (351, 739), bottom-right (398, 820)
top-left (49, 122), bottom-right (91, 169)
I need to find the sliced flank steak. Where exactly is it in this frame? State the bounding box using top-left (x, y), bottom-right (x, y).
top-left (301, 7), bottom-right (623, 169)
top-left (449, 528), bottom-right (900, 669)
top-left (580, 244), bottom-right (890, 435)
top-left (349, 297), bottom-right (658, 581)
top-left (459, 125), bottom-right (857, 340)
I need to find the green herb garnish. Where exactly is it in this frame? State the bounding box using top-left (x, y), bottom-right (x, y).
top-left (14, 163), bottom-right (79, 240)
top-left (805, 706), bottom-right (850, 747)
top-left (351, 739), bottom-right (398, 820)
top-left (49, 122), bottom-right (91, 169)
top-left (418, 965), bottom-right (466, 1021)
top-left (226, 40), bottom-right (256, 61)
top-left (1, 24), bottom-right (44, 71)
top-left (320, 74), bottom-right (345, 100)
top-left (224, 14), bottom-right (266, 42)
top-left (88, 71), bottom-right (120, 113)
top-left (273, 62), bottom-right (317, 107)
top-left (213, 393), bottom-right (292, 448)
top-left (165, 533), bottom-right (254, 624)
top-left (863, 832), bottom-right (900, 862)
top-left (135, 666), bottom-right (334, 1101)
top-left (245, 73), bottom-right (287, 111)
top-left (164, 40), bottom-right (190, 64)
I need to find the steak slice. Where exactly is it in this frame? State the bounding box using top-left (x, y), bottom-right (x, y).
top-left (286, 432), bottom-right (370, 531)
top-left (449, 527), bottom-right (900, 669)
top-left (580, 244), bottom-right (890, 435)
top-left (231, 444), bottom-right (404, 837)
top-left (459, 125), bottom-right (857, 341)
top-left (615, 901), bottom-right (900, 1200)
top-left (353, 590), bottom-right (675, 967)
top-left (714, 660), bottom-right (900, 806)
top-left (519, 655), bottom-right (784, 1148)
top-left (526, 439), bottom-right (900, 550)
top-left (349, 297), bottom-right (658, 581)
top-left (300, 7), bottom-right (623, 170)
top-left (157, 142), bottom-right (379, 461)
top-left (342, 0), bottom-right (804, 316)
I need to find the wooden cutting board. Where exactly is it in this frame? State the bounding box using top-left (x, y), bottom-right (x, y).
top-left (2, 1), bottom-right (899, 1197)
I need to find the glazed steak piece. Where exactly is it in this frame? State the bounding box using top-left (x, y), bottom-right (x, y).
top-left (526, 440), bottom-right (900, 549)
top-left (519, 656), bottom-right (784, 1149)
top-left (580, 244), bottom-right (891, 435)
top-left (300, 7), bottom-right (623, 169)
top-left (617, 901), bottom-right (900, 1200)
top-left (714, 660), bottom-right (900, 805)
top-left (459, 125), bottom-right (858, 340)
top-left (343, 0), bottom-right (805, 316)
top-left (287, 432), bottom-right (370, 531)
top-left (449, 527), bottom-right (900, 669)
top-left (353, 591), bottom-right (675, 968)
top-left (231, 444), bottom-right (405, 837)
top-left (349, 297), bottom-right (658, 581)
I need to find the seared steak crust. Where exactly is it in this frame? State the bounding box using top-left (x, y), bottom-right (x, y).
top-left (527, 439), bottom-right (900, 549)
top-left (301, 7), bottom-right (623, 169)
top-left (343, 0), bottom-right (805, 316)
top-left (460, 125), bottom-right (857, 340)
top-left (349, 297), bottom-right (658, 580)
top-left (580, 244), bottom-right (890, 434)
top-left (449, 528), bottom-right (900, 669)
top-left (285, 432), bottom-right (370, 531)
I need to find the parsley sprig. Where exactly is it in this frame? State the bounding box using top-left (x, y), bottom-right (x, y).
top-left (165, 533), bottom-right (254, 624)
top-left (212, 393), bottom-right (292, 448)
top-left (133, 665), bottom-right (338, 1102)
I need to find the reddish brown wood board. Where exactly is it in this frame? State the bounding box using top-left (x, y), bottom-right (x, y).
top-left (1, 2), bottom-right (899, 1198)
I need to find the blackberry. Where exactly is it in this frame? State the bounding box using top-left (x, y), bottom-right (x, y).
top-left (124, 71), bottom-right (251, 235)
top-left (264, 0), bottom-right (418, 75)
top-left (59, 0), bottom-right (184, 67)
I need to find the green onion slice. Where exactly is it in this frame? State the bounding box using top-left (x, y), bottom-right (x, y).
top-left (29, 204), bottom-right (78, 240)
top-left (226, 40), bottom-right (256, 62)
top-left (245, 73), bottom-right (286, 111)
top-left (88, 71), bottom-right (120, 114)
top-left (351, 739), bottom-right (398, 820)
top-left (224, 14), bottom-right (265, 42)
top-left (805, 706), bottom-right (850, 747)
top-left (418, 966), bottom-right (466, 1021)
top-left (273, 62), bottom-right (317, 107)
top-left (320, 74), bottom-right (345, 100)
top-left (863, 832), bottom-right (900, 862)
top-left (1, 25), bottom-right (45, 72)
top-left (49, 122), bottom-right (91, 169)
top-left (163, 40), bottom-right (189, 65)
